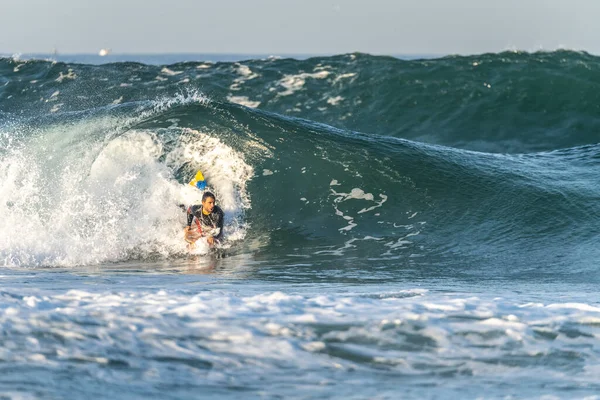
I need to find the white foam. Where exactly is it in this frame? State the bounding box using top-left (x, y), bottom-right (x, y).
top-left (0, 114), bottom-right (252, 266)
top-left (55, 69), bottom-right (76, 82)
top-left (227, 95), bottom-right (260, 108)
top-left (326, 96), bottom-right (344, 106)
top-left (161, 67), bottom-right (183, 76)
top-left (314, 238), bottom-right (358, 255)
top-left (302, 341), bottom-right (326, 352)
top-left (236, 64), bottom-right (254, 77)
top-left (333, 72), bottom-right (357, 84)
top-left (313, 64), bottom-right (330, 72)
top-left (383, 231), bottom-right (421, 255)
top-left (277, 71), bottom-right (330, 97)
top-left (342, 188), bottom-right (374, 201)
top-left (148, 90), bottom-right (210, 116)
top-left (479, 317), bottom-right (527, 329)
top-left (49, 104), bottom-right (63, 113)
top-left (229, 64), bottom-right (259, 91)
top-left (546, 303), bottom-right (600, 312)
top-left (164, 128), bottom-right (254, 244)
top-left (329, 187), bottom-right (384, 232)
top-left (358, 194), bottom-right (387, 214)
top-left (2, 287), bottom-right (600, 391)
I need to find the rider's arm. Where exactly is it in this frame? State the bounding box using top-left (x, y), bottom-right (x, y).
top-left (214, 209), bottom-right (225, 240)
top-left (186, 206), bottom-right (198, 227)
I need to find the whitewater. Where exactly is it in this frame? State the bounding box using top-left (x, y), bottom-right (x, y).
top-left (1, 51), bottom-right (600, 399)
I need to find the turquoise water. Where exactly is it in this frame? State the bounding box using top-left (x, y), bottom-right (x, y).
top-left (1, 51), bottom-right (600, 399)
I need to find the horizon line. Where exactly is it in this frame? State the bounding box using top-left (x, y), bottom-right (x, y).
top-left (2, 48), bottom-right (594, 56)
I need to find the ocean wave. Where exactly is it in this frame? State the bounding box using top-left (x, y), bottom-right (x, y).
top-left (3, 50), bottom-right (600, 153)
top-left (1, 54), bottom-right (600, 276)
top-left (2, 286), bottom-right (599, 398)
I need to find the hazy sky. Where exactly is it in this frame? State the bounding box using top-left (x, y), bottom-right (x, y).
top-left (1, 0), bottom-right (597, 55)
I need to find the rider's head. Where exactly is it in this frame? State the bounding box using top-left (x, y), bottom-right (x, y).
top-left (201, 192), bottom-right (216, 213)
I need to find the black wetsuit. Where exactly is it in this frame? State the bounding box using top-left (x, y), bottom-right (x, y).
top-left (186, 205), bottom-right (225, 241)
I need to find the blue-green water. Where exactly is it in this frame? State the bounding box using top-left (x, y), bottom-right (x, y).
top-left (1, 51), bottom-right (600, 399)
